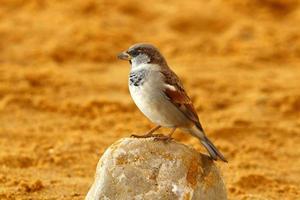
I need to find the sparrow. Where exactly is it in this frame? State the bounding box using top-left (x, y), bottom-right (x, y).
top-left (117, 43), bottom-right (227, 162)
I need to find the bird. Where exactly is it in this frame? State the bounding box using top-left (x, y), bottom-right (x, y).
top-left (117, 43), bottom-right (227, 162)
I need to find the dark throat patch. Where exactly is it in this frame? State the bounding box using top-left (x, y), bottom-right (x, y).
top-left (129, 69), bottom-right (147, 86)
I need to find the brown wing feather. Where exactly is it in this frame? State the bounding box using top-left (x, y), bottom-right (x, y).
top-left (161, 69), bottom-right (200, 124)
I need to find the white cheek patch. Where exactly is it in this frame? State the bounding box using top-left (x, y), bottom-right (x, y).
top-left (131, 54), bottom-right (151, 68)
top-left (139, 54), bottom-right (151, 63)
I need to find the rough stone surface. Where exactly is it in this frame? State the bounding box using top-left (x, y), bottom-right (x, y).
top-left (85, 137), bottom-right (227, 200)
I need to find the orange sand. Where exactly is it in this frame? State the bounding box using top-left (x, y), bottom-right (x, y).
top-left (0, 0), bottom-right (300, 199)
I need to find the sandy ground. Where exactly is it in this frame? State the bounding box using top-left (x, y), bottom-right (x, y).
top-left (0, 0), bottom-right (300, 199)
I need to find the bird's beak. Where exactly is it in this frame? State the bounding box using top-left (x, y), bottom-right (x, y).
top-left (117, 51), bottom-right (132, 61)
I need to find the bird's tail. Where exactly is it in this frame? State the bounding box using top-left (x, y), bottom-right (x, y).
top-left (186, 124), bottom-right (228, 162)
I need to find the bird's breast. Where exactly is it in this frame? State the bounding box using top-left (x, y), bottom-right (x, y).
top-left (129, 69), bottom-right (190, 127)
top-left (129, 70), bottom-right (165, 110)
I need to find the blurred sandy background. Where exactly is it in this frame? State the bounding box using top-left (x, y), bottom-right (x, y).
top-left (1, 0), bottom-right (300, 199)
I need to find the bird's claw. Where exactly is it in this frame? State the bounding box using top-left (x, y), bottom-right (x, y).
top-left (153, 135), bottom-right (173, 143)
top-left (130, 134), bottom-right (151, 138)
top-left (131, 133), bottom-right (173, 143)
top-left (130, 133), bottom-right (165, 138)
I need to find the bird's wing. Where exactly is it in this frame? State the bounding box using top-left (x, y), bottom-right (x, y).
top-left (161, 69), bottom-right (203, 129)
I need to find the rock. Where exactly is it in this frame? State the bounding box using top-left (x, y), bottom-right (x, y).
top-left (85, 137), bottom-right (227, 200)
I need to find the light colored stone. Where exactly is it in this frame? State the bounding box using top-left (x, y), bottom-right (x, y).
top-left (86, 137), bottom-right (227, 200)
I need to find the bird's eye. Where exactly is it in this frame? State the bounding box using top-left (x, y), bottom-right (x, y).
top-left (130, 50), bottom-right (140, 57)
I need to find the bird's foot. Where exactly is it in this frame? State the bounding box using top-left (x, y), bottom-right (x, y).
top-left (131, 133), bottom-right (165, 138)
top-left (154, 135), bottom-right (173, 143)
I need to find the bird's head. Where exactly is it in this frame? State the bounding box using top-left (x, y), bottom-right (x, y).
top-left (118, 43), bottom-right (167, 68)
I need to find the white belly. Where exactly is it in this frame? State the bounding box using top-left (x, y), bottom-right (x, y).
top-left (129, 71), bottom-right (190, 127)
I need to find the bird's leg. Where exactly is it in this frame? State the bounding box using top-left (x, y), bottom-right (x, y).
top-left (131, 125), bottom-right (162, 138)
top-left (154, 127), bottom-right (176, 142)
